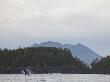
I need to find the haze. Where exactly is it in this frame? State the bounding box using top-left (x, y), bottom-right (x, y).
top-left (0, 0), bottom-right (110, 56)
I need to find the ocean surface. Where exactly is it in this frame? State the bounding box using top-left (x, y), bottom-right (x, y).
top-left (0, 74), bottom-right (110, 82)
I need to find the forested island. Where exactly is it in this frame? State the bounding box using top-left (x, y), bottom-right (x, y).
top-left (0, 47), bottom-right (109, 74)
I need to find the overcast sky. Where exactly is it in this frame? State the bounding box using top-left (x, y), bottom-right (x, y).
top-left (0, 0), bottom-right (110, 56)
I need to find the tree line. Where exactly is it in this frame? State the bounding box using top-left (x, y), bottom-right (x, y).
top-left (91, 56), bottom-right (110, 74)
top-left (0, 47), bottom-right (109, 74)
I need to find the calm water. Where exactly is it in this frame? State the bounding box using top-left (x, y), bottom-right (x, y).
top-left (0, 74), bottom-right (110, 82)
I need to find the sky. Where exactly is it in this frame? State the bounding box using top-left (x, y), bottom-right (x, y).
top-left (0, 0), bottom-right (110, 56)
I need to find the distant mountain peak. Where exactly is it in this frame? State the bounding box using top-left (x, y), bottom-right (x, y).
top-left (40, 41), bottom-right (61, 45)
top-left (75, 43), bottom-right (86, 47)
top-left (32, 41), bottom-right (101, 64)
top-left (76, 43), bottom-right (82, 46)
top-left (38, 41), bottom-right (62, 47)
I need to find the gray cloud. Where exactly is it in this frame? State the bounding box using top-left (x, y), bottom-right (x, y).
top-left (0, 0), bottom-right (110, 56)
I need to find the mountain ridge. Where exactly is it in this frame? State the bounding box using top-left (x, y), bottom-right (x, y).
top-left (32, 41), bottom-right (101, 64)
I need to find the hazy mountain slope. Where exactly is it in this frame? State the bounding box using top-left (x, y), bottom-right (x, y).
top-left (32, 41), bottom-right (101, 63)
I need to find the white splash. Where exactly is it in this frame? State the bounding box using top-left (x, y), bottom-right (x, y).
top-left (0, 74), bottom-right (110, 82)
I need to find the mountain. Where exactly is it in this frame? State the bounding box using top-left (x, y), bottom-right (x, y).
top-left (32, 41), bottom-right (101, 64)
